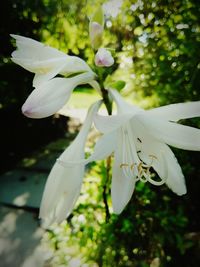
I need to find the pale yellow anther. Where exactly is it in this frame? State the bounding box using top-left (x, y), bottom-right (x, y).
top-left (130, 163), bottom-right (135, 170)
top-left (120, 163), bottom-right (129, 168)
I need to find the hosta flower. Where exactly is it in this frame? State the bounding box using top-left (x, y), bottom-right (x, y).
top-left (39, 100), bottom-right (102, 227)
top-left (89, 7), bottom-right (104, 50)
top-left (95, 48), bottom-right (114, 67)
top-left (60, 89), bottom-right (200, 214)
top-left (11, 34), bottom-right (92, 87)
top-left (11, 34), bottom-right (99, 118)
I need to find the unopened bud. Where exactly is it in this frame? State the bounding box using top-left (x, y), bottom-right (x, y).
top-left (95, 48), bottom-right (114, 67)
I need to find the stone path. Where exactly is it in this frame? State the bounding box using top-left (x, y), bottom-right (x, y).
top-left (0, 134), bottom-right (73, 267)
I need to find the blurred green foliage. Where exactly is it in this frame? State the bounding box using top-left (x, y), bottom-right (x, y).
top-left (1, 0), bottom-right (200, 266)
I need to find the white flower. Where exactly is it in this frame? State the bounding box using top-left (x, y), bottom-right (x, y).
top-left (11, 35), bottom-right (92, 87)
top-left (60, 89), bottom-right (200, 214)
top-left (39, 100), bottom-right (102, 227)
top-left (95, 48), bottom-right (114, 67)
top-left (11, 35), bottom-right (100, 118)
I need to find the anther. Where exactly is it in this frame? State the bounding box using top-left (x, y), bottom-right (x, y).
top-left (120, 163), bottom-right (129, 168)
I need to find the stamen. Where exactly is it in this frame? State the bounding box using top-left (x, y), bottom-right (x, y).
top-left (130, 163), bottom-right (135, 170)
top-left (119, 154), bottom-right (166, 186)
top-left (120, 163), bottom-right (129, 168)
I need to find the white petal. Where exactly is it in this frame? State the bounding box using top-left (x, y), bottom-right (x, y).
top-left (58, 130), bottom-right (116, 167)
top-left (40, 100), bottom-right (102, 226)
top-left (137, 136), bottom-right (186, 195)
top-left (94, 113), bottom-right (133, 133)
top-left (22, 78), bottom-right (73, 118)
top-left (137, 115), bottom-right (200, 151)
top-left (146, 101), bottom-right (200, 121)
top-left (33, 61), bottom-right (67, 87)
top-left (86, 131), bottom-right (116, 162)
top-left (60, 56), bottom-right (92, 74)
top-left (111, 162), bottom-right (136, 214)
top-left (22, 72), bottom-right (95, 118)
top-left (163, 145), bottom-right (186, 195)
top-left (11, 34), bottom-right (66, 59)
top-left (11, 35), bottom-right (92, 80)
top-left (111, 132), bottom-right (136, 214)
top-left (11, 35), bottom-right (67, 72)
top-left (40, 162), bottom-right (85, 227)
top-left (109, 89), bottom-right (143, 114)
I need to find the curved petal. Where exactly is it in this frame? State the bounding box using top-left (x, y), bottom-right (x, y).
top-left (136, 133), bottom-right (186, 195)
top-left (22, 78), bottom-right (73, 118)
top-left (111, 130), bottom-right (136, 214)
top-left (146, 101), bottom-right (200, 122)
top-left (137, 115), bottom-right (200, 151)
top-left (111, 160), bottom-right (136, 214)
top-left (11, 35), bottom-right (93, 83)
top-left (58, 130), bottom-right (116, 167)
top-left (22, 72), bottom-right (95, 118)
top-left (109, 89), bottom-right (143, 114)
top-left (11, 34), bottom-right (67, 72)
top-left (163, 145), bottom-right (186, 195)
top-left (60, 56), bottom-right (92, 74)
top-left (39, 162), bottom-right (85, 227)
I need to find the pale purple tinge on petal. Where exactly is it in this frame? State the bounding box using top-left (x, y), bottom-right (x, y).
top-left (95, 48), bottom-right (114, 67)
top-left (22, 72), bottom-right (95, 119)
top-left (39, 101), bottom-right (102, 227)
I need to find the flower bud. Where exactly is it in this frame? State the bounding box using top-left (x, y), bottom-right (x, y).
top-left (89, 6), bottom-right (104, 50)
top-left (95, 48), bottom-right (114, 67)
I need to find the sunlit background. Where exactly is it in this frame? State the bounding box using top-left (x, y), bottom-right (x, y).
top-left (0, 0), bottom-right (200, 266)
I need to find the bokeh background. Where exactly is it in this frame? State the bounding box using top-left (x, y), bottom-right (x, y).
top-left (0, 0), bottom-right (200, 266)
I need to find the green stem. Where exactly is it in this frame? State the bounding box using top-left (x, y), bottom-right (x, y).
top-left (99, 79), bottom-right (112, 222)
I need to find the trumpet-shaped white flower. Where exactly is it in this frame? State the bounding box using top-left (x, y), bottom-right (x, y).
top-left (39, 100), bottom-right (102, 227)
top-left (95, 48), bottom-right (114, 67)
top-left (11, 34), bottom-right (92, 87)
top-left (59, 89), bottom-right (200, 214)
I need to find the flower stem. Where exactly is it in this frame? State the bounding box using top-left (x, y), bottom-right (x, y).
top-left (101, 86), bottom-right (112, 222)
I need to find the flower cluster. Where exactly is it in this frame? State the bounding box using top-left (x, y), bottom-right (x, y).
top-left (11, 3), bottom-right (200, 227)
